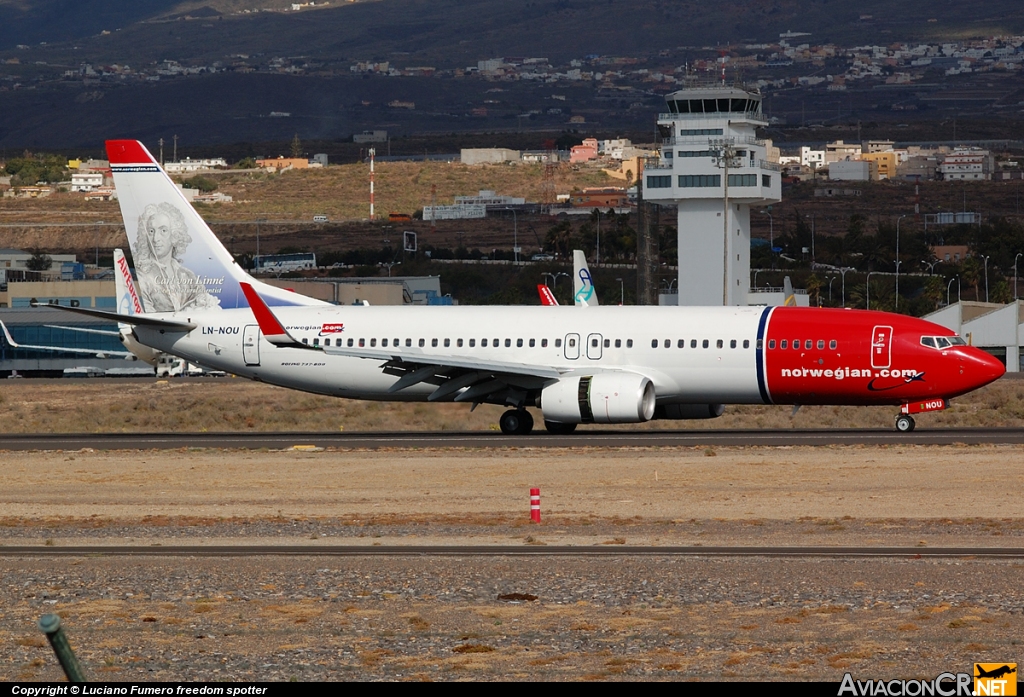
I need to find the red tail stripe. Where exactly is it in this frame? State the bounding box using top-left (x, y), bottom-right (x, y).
top-left (240, 282), bottom-right (287, 336)
top-left (106, 140), bottom-right (156, 165)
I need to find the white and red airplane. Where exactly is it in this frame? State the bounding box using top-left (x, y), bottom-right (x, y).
top-left (46, 140), bottom-right (1005, 434)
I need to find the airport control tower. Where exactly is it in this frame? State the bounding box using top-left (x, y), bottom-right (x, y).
top-left (643, 83), bottom-right (781, 306)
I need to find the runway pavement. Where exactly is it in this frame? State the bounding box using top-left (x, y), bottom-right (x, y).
top-left (0, 427), bottom-right (1023, 450)
top-left (2, 545), bottom-right (1023, 557)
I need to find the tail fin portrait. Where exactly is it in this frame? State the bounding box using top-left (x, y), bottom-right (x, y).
top-left (572, 250), bottom-right (599, 307)
top-left (106, 140), bottom-right (327, 312)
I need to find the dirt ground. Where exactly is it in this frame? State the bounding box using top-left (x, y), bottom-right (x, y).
top-left (1, 444), bottom-right (1024, 681)
top-left (1, 375), bottom-right (1023, 433)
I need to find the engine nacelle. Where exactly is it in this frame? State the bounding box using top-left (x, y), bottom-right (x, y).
top-left (654, 403), bottom-right (725, 420)
top-left (541, 373), bottom-right (656, 424)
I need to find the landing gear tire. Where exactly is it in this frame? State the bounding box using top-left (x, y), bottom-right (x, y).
top-left (544, 420), bottom-right (578, 435)
top-left (895, 415), bottom-right (916, 433)
top-left (500, 409), bottom-right (534, 435)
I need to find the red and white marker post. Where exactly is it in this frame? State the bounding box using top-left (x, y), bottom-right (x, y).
top-left (530, 488), bottom-right (541, 523)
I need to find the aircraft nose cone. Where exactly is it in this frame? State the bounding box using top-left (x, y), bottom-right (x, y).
top-left (968, 349), bottom-right (1006, 388)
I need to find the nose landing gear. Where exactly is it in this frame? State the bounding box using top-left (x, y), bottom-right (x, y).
top-left (499, 409), bottom-right (534, 435)
top-left (895, 398), bottom-right (948, 433)
top-left (895, 414), bottom-right (916, 432)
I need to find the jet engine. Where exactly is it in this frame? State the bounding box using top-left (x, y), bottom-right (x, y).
top-left (541, 373), bottom-right (656, 424)
top-left (654, 403), bottom-right (725, 420)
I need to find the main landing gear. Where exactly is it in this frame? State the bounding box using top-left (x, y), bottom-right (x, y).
top-left (499, 409), bottom-right (534, 435)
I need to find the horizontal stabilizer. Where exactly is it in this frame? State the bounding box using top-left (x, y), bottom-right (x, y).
top-left (0, 320), bottom-right (134, 358)
top-left (29, 303), bottom-right (196, 332)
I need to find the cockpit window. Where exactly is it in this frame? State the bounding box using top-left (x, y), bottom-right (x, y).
top-left (922, 335), bottom-right (965, 349)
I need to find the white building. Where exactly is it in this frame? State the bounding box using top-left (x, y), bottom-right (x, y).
top-left (453, 190), bottom-right (525, 207)
top-left (644, 85), bottom-right (782, 306)
top-left (825, 140), bottom-right (862, 164)
top-left (460, 148), bottom-right (520, 165)
top-left (939, 148), bottom-right (994, 181)
top-left (163, 158), bottom-right (227, 173)
top-left (800, 146), bottom-right (825, 168)
top-left (829, 160), bottom-right (872, 181)
top-left (70, 172), bottom-right (104, 192)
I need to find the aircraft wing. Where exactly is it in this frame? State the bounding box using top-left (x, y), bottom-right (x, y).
top-left (0, 320), bottom-right (135, 358)
top-left (241, 282), bottom-right (585, 405)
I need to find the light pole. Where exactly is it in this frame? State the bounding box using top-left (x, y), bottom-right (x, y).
top-left (503, 208), bottom-right (519, 265)
top-left (752, 269), bottom-right (761, 290)
top-left (810, 213), bottom-right (815, 266)
top-left (711, 138), bottom-right (741, 305)
top-left (895, 214), bottom-right (907, 311)
top-left (553, 272), bottom-right (570, 297)
top-left (384, 261), bottom-right (400, 277)
top-left (615, 277), bottom-right (624, 305)
top-left (594, 209), bottom-right (601, 266)
top-left (1015, 252), bottom-right (1022, 301)
top-left (947, 275), bottom-right (960, 306)
top-left (866, 271), bottom-right (875, 310)
top-left (541, 273), bottom-right (555, 288)
top-left (894, 259), bottom-right (902, 311)
top-left (982, 254), bottom-right (990, 302)
top-left (839, 267), bottom-right (853, 308)
top-left (255, 218), bottom-right (265, 273)
top-left (828, 276), bottom-right (836, 304)
top-left (921, 259), bottom-right (939, 275)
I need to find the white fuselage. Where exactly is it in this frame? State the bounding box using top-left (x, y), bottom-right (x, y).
top-left (134, 305), bottom-right (767, 404)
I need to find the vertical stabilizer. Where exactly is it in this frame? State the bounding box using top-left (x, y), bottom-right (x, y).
top-left (572, 250), bottom-right (599, 307)
top-left (106, 140), bottom-right (327, 311)
top-left (783, 276), bottom-right (797, 307)
top-left (113, 248), bottom-right (161, 365)
top-left (537, 284), bottom-right (558, 306)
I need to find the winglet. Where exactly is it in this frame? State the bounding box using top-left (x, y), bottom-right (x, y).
top-left (239, 282), bottom-right (318, 349)
top-left (0, 320), bottom-right (20, 348)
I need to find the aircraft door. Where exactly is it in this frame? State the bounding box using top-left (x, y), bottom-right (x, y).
top-left (587, 333), bottom-right (603, 360)
top-left (870, 325), bottom-right (892, 369)
top-left (564, 333), bottom-right (580, 360)
top-left (243, 324), bottom-right (261, 366)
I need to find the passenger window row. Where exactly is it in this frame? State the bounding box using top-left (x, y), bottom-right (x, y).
top-left (306, 337), bottom-right (642, 350)
top-left (651, 338), bottom-right (752, 349)
top-left (766, 339), bottom-right (839, 350)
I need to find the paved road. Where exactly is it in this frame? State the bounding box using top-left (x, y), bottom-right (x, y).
top-left (0, 428), bottom-right (1023, 450)
top-left (2, 545), bottom-right (1023, 558)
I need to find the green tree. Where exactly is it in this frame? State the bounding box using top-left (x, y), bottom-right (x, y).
top-left (25, 250), bottom-right (52, 271)
top-left (185, 176), bottom-right (217, 193)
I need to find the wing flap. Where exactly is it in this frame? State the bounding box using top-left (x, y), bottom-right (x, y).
top-left (321, 344), bottom-right (565, 380)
